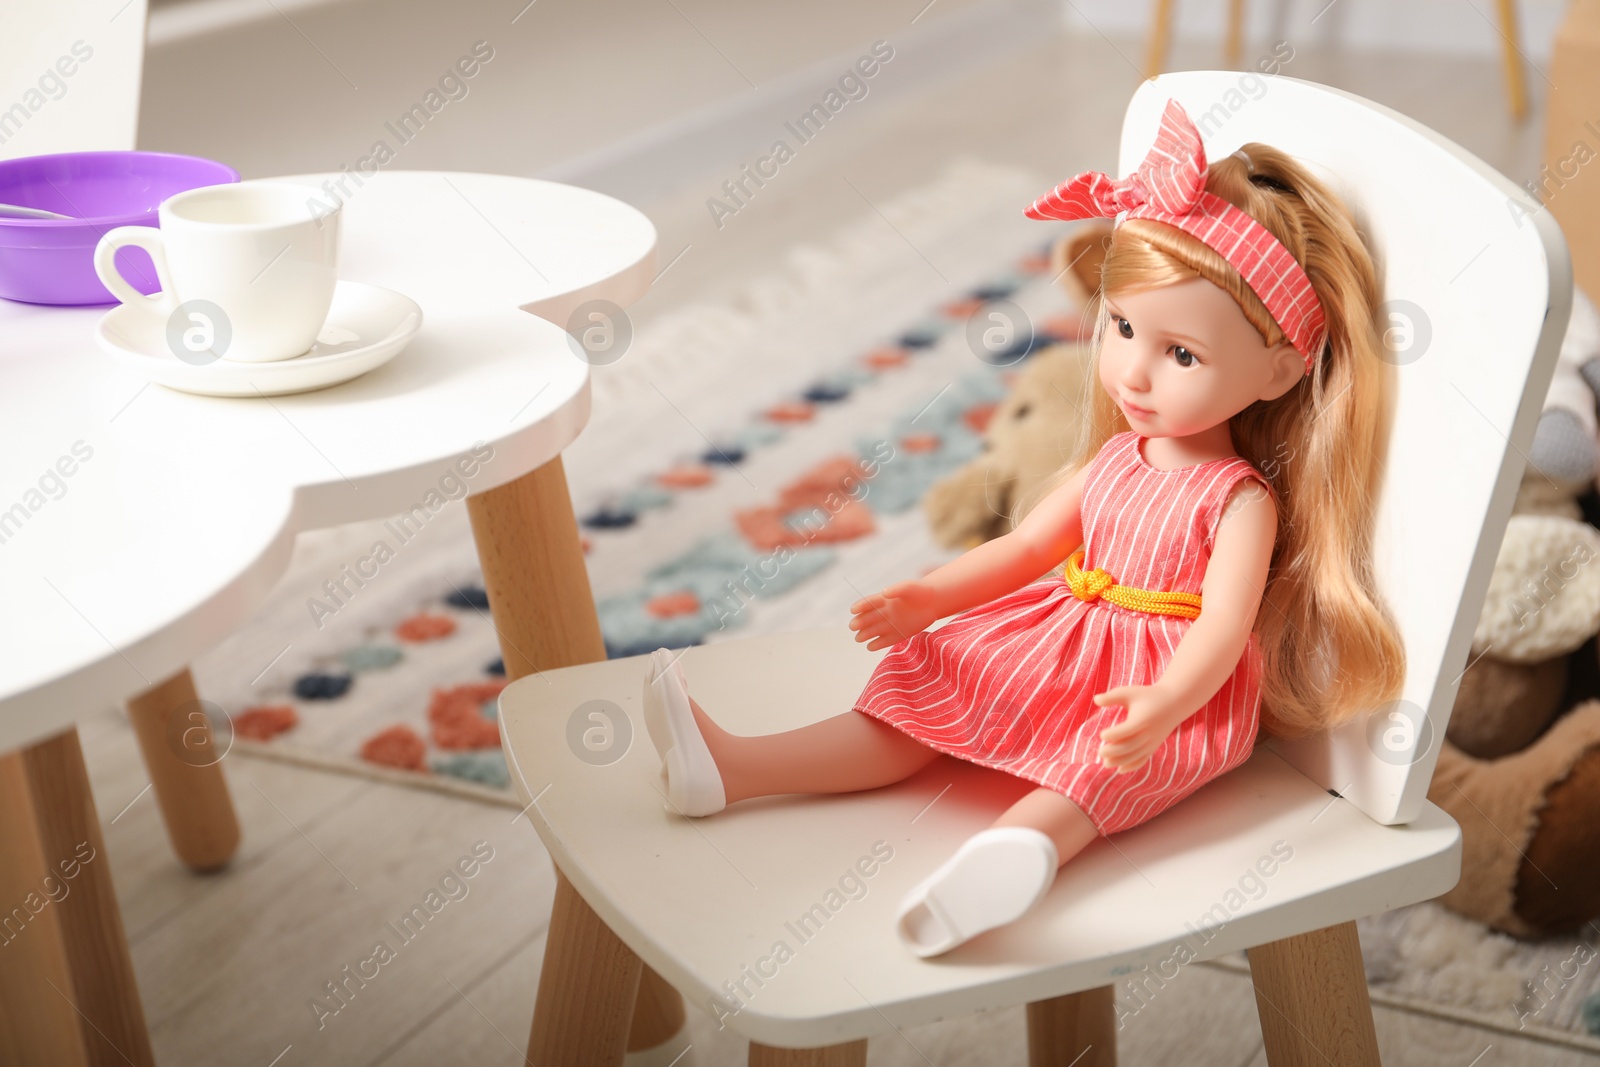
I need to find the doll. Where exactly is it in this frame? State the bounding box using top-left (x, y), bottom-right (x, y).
top-left (643, 99), bottom-right (1405, 957)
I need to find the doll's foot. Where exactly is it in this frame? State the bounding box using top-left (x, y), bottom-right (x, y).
top-left (894, 826), bottom-right (1057, 957)
top-left (643, 648), bottom-right (726, 817)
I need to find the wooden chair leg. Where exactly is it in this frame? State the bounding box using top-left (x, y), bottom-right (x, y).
top-left (1223, 0), bottom-right (1245, 67)
top-left (0, 729), bottom-right (155, 1066)
top-left (1249, 921), bottom-right (1380, 1067)
top-left (629, 964), bottom-right (688, 1052)
top-left (1027, 985), bottom-right (1116, 1066)
top-left (749, 1039), bottom-right (868, 1066)
top-left (529, 868), bottom-right (644, 1066)
top-left (1144, 0), bottom-right (1175, 80)
top-left (1495, 0), bottom-right (1528, 121)
top-left (469, 455), bottom-right (690, 1059)
top-left (125, 667), bottom-right (241, 871)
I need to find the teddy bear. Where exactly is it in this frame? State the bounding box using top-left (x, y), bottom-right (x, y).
top-left (922, 223), bottom-right (1109, 550)
top-left (1432, 511), bottom-right (1600, 935)
top-left (921, 340), bottom-right (1093, 549)
top-left (1432, 693), bottom-right (1600, 937)
top-left (1433, 556), bottom-right (1600, 940)
top-left (1425, 285), bottom-right (1600, 938)
top-left (1431, 503), bottom-right (1600, 939)
top-left (925, 222), bottom-right (1600, 939)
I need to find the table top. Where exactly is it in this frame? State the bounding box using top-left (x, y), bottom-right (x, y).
top-left (0, 170), bottom-right (656, 752)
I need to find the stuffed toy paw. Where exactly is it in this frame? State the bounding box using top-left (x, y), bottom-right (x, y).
top-left (1448, 653), bottom-right (1568, 758)
top-left (1430, 700), bottom-right (1600, 937)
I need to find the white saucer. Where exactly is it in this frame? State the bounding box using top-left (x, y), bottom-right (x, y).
top-left (95, 280), bottom-right (423, 397)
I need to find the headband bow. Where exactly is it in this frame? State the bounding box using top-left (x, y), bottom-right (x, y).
top-left (1025, 99), bottom-right (1327, 373)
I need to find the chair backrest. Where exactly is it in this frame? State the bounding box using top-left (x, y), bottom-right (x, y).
top-left (0, 0), bottom-right (148, 160)
top-left (1121, 72), bottom-right (1571, 825)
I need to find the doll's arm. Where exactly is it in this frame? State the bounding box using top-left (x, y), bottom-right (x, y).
top-left (1096, 478), bottom-right (1276, 771)
top-left (923, 463), bottom-right (1089, 615)
top-left (849, 464), bottom-right (1088, 650)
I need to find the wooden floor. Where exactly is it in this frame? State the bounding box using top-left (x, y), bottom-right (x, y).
top-left (81, 23), bottom-right (1599, 1067)
top-left (81, 690), bottom-right (1600, 1066)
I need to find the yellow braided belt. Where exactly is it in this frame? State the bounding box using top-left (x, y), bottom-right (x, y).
top-left (1061, 549), bottom-right (1203, 620)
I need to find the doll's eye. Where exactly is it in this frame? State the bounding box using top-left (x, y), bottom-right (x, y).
top-left (1172, 345), bottom-right (1197, 367)
top-left (1115, 317), bottom-right (1133, 339)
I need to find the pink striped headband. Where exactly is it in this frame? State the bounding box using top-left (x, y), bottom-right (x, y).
top-left (1025, 99), bottom-right (1327, 374)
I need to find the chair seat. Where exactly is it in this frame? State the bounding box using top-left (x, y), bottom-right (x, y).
top-left (499, 625), bottom-right (1461, 1049)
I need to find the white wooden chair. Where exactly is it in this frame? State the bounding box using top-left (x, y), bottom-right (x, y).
top-left (0, 0), bottom-right (147, 162)
top-left (498, 70), bottom-right (1571, 1065)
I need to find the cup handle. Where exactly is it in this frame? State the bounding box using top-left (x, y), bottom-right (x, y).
top-left (93, 226), bottom-right (176, 311)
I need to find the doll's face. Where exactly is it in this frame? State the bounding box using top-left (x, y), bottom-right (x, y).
top-left (1098, 276), bottom-right (1305, 438)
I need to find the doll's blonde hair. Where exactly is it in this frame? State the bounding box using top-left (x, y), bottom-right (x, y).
top-left (1019, 143), bottom-right (1405, 738)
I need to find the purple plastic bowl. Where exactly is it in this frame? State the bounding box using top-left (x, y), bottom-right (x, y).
top-left (0, 151), bottom-right (241, 306)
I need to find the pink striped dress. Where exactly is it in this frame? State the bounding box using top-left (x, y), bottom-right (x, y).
top-left (853, 431), bottom-right (1271, 835)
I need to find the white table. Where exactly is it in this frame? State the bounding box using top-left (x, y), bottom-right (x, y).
top-left (0, 171), bottom-right (669, 1065)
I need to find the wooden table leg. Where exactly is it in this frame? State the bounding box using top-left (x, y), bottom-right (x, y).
top-left (125, 667), bottom-right (241, 871)
top-left (468, 455), bottom-right (688, 1062)
top-left (0, 729), bottom-right (155, 1067)
top-left (467, 453), bottom-right (609, 676)
top-left (1249, 921), bottom-right (1380, 1067)
top-left (1027, 985), bottom-right (1116, 1066)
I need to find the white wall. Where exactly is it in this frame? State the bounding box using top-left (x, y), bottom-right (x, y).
top-left (131, 0), bottom-right (1563, 199)
top-left (134, 0), bottom-right (1012, 183)
top-left (0, 0), bottom-right (148, 158)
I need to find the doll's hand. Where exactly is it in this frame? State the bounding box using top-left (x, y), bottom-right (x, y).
top-left (849, 580), bottom-right (942, 651)
top-left (1093, 685), bottom-right (1188, 773)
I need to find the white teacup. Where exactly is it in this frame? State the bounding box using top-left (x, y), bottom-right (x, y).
top-left (93, 181), bottom-right (341, 364)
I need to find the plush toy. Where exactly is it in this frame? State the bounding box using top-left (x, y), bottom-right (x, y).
top-left (1433, 489), bottom-right (1600, 934)
top-left (922, 341), bottom-right (1093, 549)
top-left (922, 222), bottom-right (1111, 550)
top-left (1429, 699), bottom-right (1600, 937)
top-left (1411, 289), bottom-right (1600, 938)
top-left (1050, 218), bottom-right (1113, 309)
top-left (1446, 653), bottom-right (1566, 760)
top-left (1468, 514), bottom-right (1600, 665)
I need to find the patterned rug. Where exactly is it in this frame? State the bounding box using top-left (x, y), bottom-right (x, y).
top-left (213, 232), bottom-right (1077, 796)
top-left (194, 156), bottom-right (1078, 800)
top-left (188, 156), bottom-right (1600, 1050)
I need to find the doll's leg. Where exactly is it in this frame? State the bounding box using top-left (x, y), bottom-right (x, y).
top-left (687, 695), bottom-right (941, 804)
top-left (990, 787), bottom-right (1102, 869)
top-left (645, 651), bottom-right (942, 817)
top-left (896, 787), bottom-right (1099, 957)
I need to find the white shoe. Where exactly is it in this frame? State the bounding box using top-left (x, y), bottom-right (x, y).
top-left (643, 648), bottom-right (726, 817)
top-left (894, 827), bottom-right (1058, 957)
